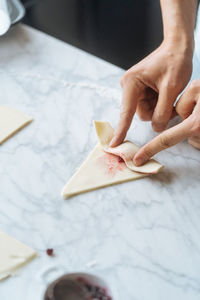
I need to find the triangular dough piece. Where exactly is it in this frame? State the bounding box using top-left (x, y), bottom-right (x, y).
top-left (94, 121), bottom-right (163, 174)
top-left (62, 121), bottom-right (163, 198)
top-left (0, 106), bottom-right (33, 144)
top-left (0, 231), bottom-right (37, 280)
top-left (62, 143), bottom-right (147, 197)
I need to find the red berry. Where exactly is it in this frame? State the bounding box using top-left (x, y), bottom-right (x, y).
top-left (46, 248), bottom-right (54, 256)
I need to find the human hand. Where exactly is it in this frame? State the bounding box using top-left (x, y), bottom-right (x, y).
top-left (110, 41), bottom-right (193, 147)
top-left (133, 80), bottom-right (200, 166)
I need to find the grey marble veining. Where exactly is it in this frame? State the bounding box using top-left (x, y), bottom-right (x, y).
top-left (0, 24), bottom-right (200, 300)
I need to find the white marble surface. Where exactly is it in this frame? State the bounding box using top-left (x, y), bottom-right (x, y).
top-left (0, 24), bottom-right (200, 300)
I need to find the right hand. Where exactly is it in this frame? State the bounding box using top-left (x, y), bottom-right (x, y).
top-left (110, 41), bottom-right (193, 147)
top-left (133, 79), bottom-right (200, 166)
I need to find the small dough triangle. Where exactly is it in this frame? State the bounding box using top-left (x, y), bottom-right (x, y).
top-left (62, 143), bottom-right (147, 198)
top-left (0, 106), bottom-right (33, 144)
top-left (0, 230), bottom-right (37, 280)
top-left (62, 121), bottom-right (163, 198)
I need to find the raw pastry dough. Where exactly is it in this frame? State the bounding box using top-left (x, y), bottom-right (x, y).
top-left (62, 121), bottom-right (163, 197)
top-left (94, 121), bottom-right (163, 174)
top-left (0, 230), bottom-right (37, 280)
top-left (0, 106), bottom-right (33, 144)
top-left (62, 143), bottom-right (147, 197)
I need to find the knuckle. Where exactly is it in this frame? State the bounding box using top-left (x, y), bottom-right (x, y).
top-left (120, 109), bottom-right (128, 117)
top-left (115, 132), bottom-right (125, 143)
top-left (188, 137), bottom-right (200, 149)
top-left (120, 76), bottom-right (124, 87)
top-left (122, 71), bottom-right (132, 83)
top-left (120, 101), bottom-right (135, 117)
top-left (122, 70), bottom-right (137, 86)
top-left (190, 115), bottom-right (200, 134)
top-left (142, 147), bottom-right (154, 160)
top-left (188, 80), bottom-right (200, 93)
top-left (120, 71), bottom-right (131, 87)
top-left (154, 110), bottom-right (167, 121)
top-left (119, 109), bottom-right (130, 122)
top-left (159, 135), bottom-right (171, 149)
top-left (161, 80), bottom-right (177, 92)
top-left (152, 114), bottom-right (168, 131)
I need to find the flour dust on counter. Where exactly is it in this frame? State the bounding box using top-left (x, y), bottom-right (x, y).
top-left (0, 106), bottom-right (33, 144)
top-left (62, 121), bottom-right (163, 197)
top-left (0, 230), bottom-right (37, 280)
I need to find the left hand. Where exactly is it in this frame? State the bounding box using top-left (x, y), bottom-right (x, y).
top-left (133, 79), bottom-right (200, 166)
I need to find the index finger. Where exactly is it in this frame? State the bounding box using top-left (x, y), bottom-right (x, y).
top-left (110, 79), bottom-right (143, 147)
top-left (133, 117), bottom-right (192, 166)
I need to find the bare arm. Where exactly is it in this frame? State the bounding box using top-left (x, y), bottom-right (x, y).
top-left (161, 0), bottom-right (197, 46)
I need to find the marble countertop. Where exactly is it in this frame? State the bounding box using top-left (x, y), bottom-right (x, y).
top-left (1, 24), bottom-right (200, 300)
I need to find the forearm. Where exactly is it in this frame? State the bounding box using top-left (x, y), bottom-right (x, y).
top-left (160, 0), bottom-right (198, 52)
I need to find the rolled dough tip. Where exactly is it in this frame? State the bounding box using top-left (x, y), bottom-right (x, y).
top-left (61, 189), bottom-right (71, 199)
top-left (155, 165), bottom-right (164, 174)
top-left (61, 190), bottom-right (66, 197)
top-left (150, 166), bottom-right (164, 175)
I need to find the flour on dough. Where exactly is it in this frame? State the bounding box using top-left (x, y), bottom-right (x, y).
top-left (0, 106), bottom-right (33, 144)
top-left (94, 121), bottom-right (163, 174)
top-left (0, 230), bottom-right (37, 280)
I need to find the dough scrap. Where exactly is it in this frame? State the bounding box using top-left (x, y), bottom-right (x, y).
top-left (0, 230), bottom-right (37, 280)
top-left (0, 106), bottom-right (33, 144)
top-left (94, 121), bottom-right (163, 174)
top-left (62, 144), bottom-right (147, 198)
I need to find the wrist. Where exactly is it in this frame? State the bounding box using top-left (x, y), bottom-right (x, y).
top-left (160, 0), bottom-right (197, 57)
top-left (163, 33), bottom-right (194, 57)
